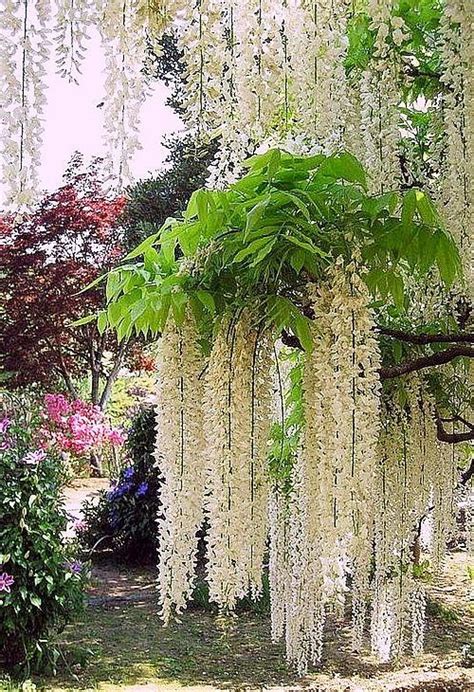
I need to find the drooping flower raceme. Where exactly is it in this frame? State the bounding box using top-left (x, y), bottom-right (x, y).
top-left (370, 381), bottom-right (456, 661)
top-left (0, 0), bottom-right (51, 207)
top-left (204, 313), bottom-right (274, 610)
top-left (54, 0), bottom-right (96, 83)
top-left (282, 266), bottom-right (382, 674)
top-left (99, 0), bottom-right (151, 187)
top-left (438, 0), bottom-right (474, 294)
top-left (155, 312), bottom-right (207, 624)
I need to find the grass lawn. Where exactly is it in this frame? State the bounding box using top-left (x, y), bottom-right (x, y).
top-left (1, 553), bottom-right (473, 691)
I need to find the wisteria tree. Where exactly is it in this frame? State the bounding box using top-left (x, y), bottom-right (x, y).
top-left (0, 0), bottom-right (472, 678)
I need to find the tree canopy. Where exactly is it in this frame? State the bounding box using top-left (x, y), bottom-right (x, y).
top-left (1, 158), bottom-right (131, 407)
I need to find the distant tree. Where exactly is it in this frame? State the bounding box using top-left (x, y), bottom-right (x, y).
top-left (122, 135), bottom-right (217, 250)
top-left (0, 155), bottom-right (133, 409)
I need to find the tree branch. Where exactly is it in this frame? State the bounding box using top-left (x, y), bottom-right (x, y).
top-left (378, 327), bottom-right (474, 345)
top-left (99, 338), bottom-right (130, 410)
top-left (379, 346), bottom-right (474, 380)
top-left (46, 339), bottom-right (79, 399)
top-left (440, 415), bottom-right (474, 431)
top-left (435, 418), bottom-right (474, 444)
top-left (461, 459), bottom-right (474, 485)
top-left (282, 330), bottom-right (473, 380)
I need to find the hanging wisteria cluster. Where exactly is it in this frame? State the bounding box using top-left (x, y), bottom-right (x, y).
top-left (370, 382), bottom-right (456, 662)
top-left (438, 0), bottom-right (474, 292)
top-left (154, 310), bottom-right (274, 620)
top-left (154, 312), bottom-right (206, 623)
top-left (152, 264), bottom-right (463, 672)
top-left (273, 265), bottom-right (383, 673)
top-left (0, 0), bottom-right (152, 206)
top-left (0, 0), bottom-right (472, 266)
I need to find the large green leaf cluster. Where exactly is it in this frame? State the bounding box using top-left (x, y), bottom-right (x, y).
top-left (94, 150), bottom-right (461, 349)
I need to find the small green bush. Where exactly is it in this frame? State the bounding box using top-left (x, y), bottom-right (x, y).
top-left (0, 395), bottom-right (87, 672)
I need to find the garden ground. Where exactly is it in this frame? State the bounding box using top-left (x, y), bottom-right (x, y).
top-left (2, 483), bottom-right (473, 692)
top-left (32, 552), bottom-right (474, 690)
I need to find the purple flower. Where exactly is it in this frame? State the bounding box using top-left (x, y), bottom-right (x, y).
top-left (123, 467), bottom-right (134, 480)
top-left (115, 482), bottom-right (132, 498)
top-left (73, 519), bottom-right (86, 533)
top-left (136, 482), bottom-right (148, 497)
top-left (0, 438), bottom-right (11, 451)
top-left (106, 483), bottom-right (118, 501)
top-left (22, 449), bottom-right (47, 465)
top-left (0, 572), bottom-right (14, 593)
top-left (64, 560), bottom-right (83, 575)
top-left (0, 418), bottom-right (11, 435)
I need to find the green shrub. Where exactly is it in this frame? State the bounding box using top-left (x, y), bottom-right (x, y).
top-left (79, 406), bottom-right (161, 564)
top-left (0, 395), bottom-right (87, 672)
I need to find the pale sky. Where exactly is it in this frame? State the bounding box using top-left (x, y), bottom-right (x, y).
top-left (35, 28), bottom-right (182, 196)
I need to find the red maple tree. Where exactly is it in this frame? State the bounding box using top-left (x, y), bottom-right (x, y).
top-left (1, 157), bottom-right (135, 409)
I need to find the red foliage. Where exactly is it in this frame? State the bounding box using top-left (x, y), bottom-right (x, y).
top-left (1, 163), bottom-right (126, 397)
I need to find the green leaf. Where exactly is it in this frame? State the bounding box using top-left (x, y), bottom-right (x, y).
top-left (293, 313), bottom-right (314, 352)
top-left (107, 302), bottom-right (124, 328)
top-left (69, 313), bottom-right (96, 327)
top-left (97, 310), bottom-right (108, 334)
top-left (245, 199), bottom-right (270, 238)
top-left (279, 191), bottom-right (311, 221)
top-left (123, 232), bottom-right (160, 260)
top-left (401, 189), bottom-right (417, 228)
top-left (317, 152), bottom-right (367, 188)
top-left (178, 222), bottom-right (201, 256)
top-left (30, 595), bottom-right (42, 609)
top-left (285, 234), bottom-right (327, 258)
top-left (106, 271), bottom-right (123, 301)
top-left (435, 229), bottom-right (460, 286)
top-left (195, 189), bottom-right (209, 225)
top-left (130, 298), bottom-right (148, 322)
top-left (242, 148), bottom-right (280, 171)
top-left (280, 154), bottom-right (325, 171)
top-left (233, 237), bottom-right (274, 263)
top-left (116, 317), bottom-right (132, 343)
top-left (289, 249), bottom-right (306, 274)
top-left (416, 227), bottom-right (439, 274)
top-left (250, 238), bottom-right (277, 266)
top-left (75, 272), bottom-right (106, 295)
top-left (415, 190), bottom-right (438, 226)
top-left (387, 272), bottom-right (405, 310)
top-left (196, 290), bottom-right (216, 314)
top-left (171, 292), bottom-right (188, 326)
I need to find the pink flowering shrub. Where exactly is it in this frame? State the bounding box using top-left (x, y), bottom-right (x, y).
top-left (41, 394), bottom-right (125, 457)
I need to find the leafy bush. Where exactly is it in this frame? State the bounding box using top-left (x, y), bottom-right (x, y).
top-left (0, 395), bottom-right (87, 672)
top-left (79, 407), bottom-right (161, 563)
